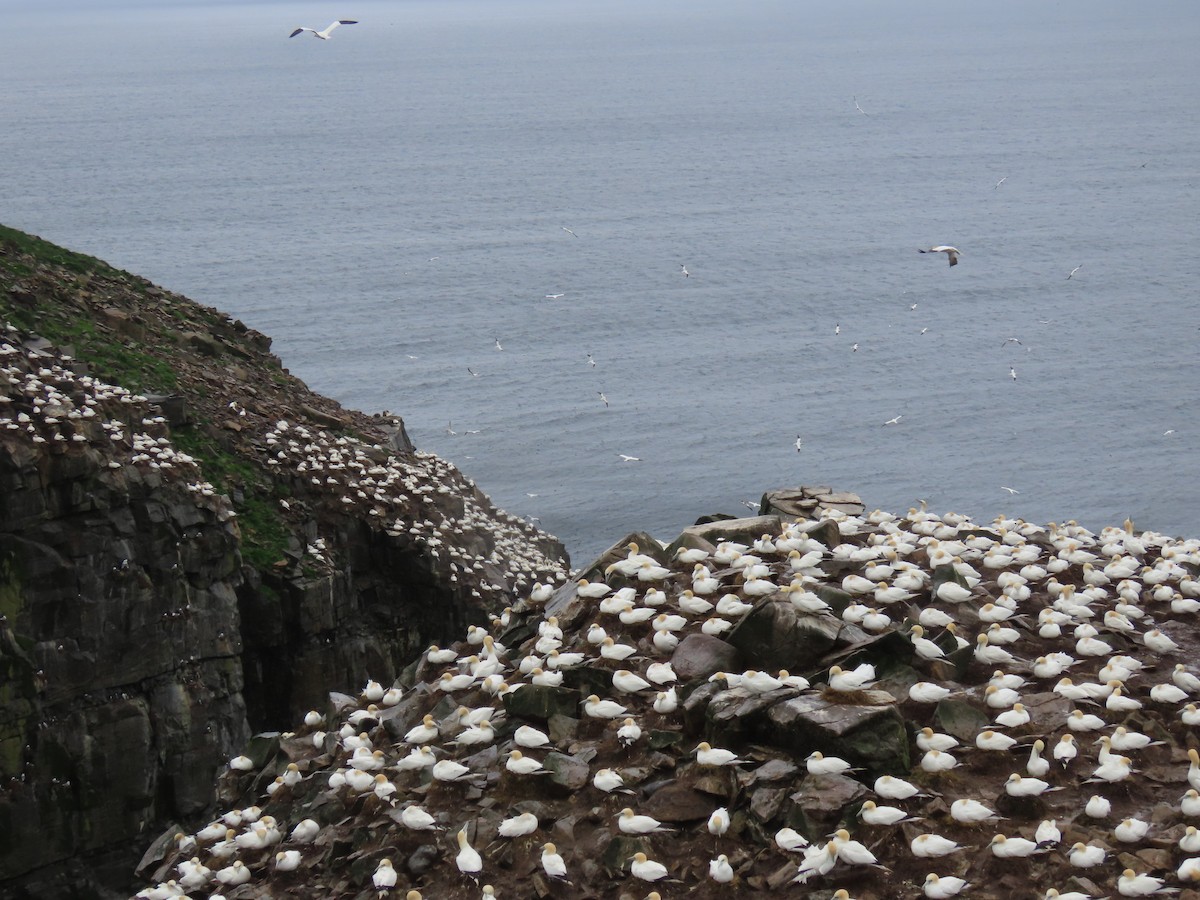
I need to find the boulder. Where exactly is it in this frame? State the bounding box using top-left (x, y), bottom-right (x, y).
top-left (670, 633), bottom-right (742, 683)
top-left (784, 772), bottom-right (869, 834)
top-left (727, 600), bottom-right (843, 672)
top-left (761, 693), bottom-right (910, 774)
top-left (641, 781), bottom-right (715, 823)
top-left (502, 685), bottom-right (580, 723)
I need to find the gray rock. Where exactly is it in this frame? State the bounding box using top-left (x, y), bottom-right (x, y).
top-left (641, 781), bottom-right (715, 823)
top-left (727, 600), bottom-right (843, 671)
top-left (761, 486), bottom-right (864, 519)
top-left (762, 693), bottom-right (910, 774)
top-left (502, 684), bottom-right (580, 723)
top-left (680, 515), bottom-right (782, 547)
top-left (933, 698), bottom-right (991, 741)
top-left (786, 772), bottom-right (869, 832)
top-left (543, 752), bottom-right (590, 793)
top-left (670, 633), bottom-right (742, 683)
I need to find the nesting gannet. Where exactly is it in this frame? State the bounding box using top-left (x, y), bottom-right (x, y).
top-left (916, 728), bottom-right (958, 752)
top-left (514, 725), bottom-right (551, 749)
top-left (583, 695), bottom-right (627, 719)
top-left (498, 812), bottom-right (539, 838)
top-left (1035, 819), bottom-right (1062, 846)
top-left (775, 827), bottom-right (809, 851)
top-left (696, 806), bottom-right (727, 838)
top-left (918, 246), bottom-right (961, 267)
top-left (372, 858), bottom-right (398, 890)
top-left (950, 798), bottom-right (1000, 824)
top-left (399, 804), bottom-right (441, 831)
top-left (455, 829), bottom-right (483, 879)
top-left (1117, 869), bottom-right (1174, 896)
top-left (911, 834), bottom-right (962, 857)
top-left (806, 751), bottom-right (858, 775)
top-left (1114, 817), bottom-right (1150, 842)
top-left (541, 843), bottom-right (567, 879)
top-left (695, 741), bottom-right (747, 766)
top-left (875, 774), bottom-right (925, 800)
top-left (925, 874), bottom-right (969, 898)
top-left (630, 852), bottom-right (669, 881)
top-left (612, 670), bottom-right (654, 693)
top-left (708, 854), bottom-right (735, 882)
top-left (857, 800), bottom-right (913, 826)
top-left (289, 20), bottom-right (358, 39)
top-left (990, 834), bottom-right (1043, 858)
top-left (827, 663), bottom-right (875, 691)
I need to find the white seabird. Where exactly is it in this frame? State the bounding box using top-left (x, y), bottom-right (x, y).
top-left (918, 246), bottom-right (961, 267)
top-left (289, 20), bottom-right (358, 39)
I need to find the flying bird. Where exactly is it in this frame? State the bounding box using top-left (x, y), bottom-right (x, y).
top-left (995, 176), bottom-right (1007, 189)
top-left (289, 20), bottom-right (358, 39)
top-left (795, 435), bottom-right (803, 452)
top-left (1067, 265), bottom-right (1082, 280)
top-left (1001, 486), bottom-right (1020, 494)
top-left (467, 368), bottom-right (480, 377)
top-left (680, 265), bottom-right (689, 277)
top-left (618, 454), bottom-right (640, 462)
top-left (1010, 367), bottom-right (1017, 380)
top-left (587, 354), bottom-right (596, 367)
top-left (561, 227), bottom-right (578, 237)
top-left (853, 96), bottom-right (871, 116)
top-left (919, 246), bottom-right (961, 267)
top-left (598, 392), bottom-right (609, 407)
top-left (883, 415), bottom-right (902, 426)
top-left (1001, 337), bottom-right (1022, 347)
top-left (545, 293), bottom-right (565, 299)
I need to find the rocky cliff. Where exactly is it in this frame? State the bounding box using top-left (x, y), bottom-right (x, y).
top-left (0, 225), bottom-right (569, 897)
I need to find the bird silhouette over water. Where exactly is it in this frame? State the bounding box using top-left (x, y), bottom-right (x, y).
top-left (289, 20), bottom-right (357, 39)
top-left (919, 246), bottom-right (961, 267)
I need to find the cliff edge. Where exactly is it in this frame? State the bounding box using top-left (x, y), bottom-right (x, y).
top-left (0, 225), bottom-right (569, 897)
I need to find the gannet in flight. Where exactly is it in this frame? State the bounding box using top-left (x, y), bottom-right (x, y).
top-left (919, 246), bottom-right (961, 267)
top-left (289, 20), bottom-right (358, 39)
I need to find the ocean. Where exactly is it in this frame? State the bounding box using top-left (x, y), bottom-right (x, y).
top-left (5, 0), bottom-right (1199, 565)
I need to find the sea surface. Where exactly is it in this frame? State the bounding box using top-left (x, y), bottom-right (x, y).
top-left (5, 0), bottom-right (1199, 565)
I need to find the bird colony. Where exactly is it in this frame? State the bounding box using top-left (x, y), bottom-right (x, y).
top-left (0, 325), bottom-right (567, 602)
top-left (132, 493), bottom-right (1200, 899)
top-left (258, 420), bottom-right (566, 598)
top-left (0, 329), bottom-right (217, 501)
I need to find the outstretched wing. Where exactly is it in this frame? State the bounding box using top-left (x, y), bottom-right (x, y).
top-left (947, 252), bottom-right (958, 267)
top-left (289, 27), bottom-right (311, 38)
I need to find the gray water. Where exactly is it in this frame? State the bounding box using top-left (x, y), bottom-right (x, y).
top-left (5, 0), bottom-right (1199, 564)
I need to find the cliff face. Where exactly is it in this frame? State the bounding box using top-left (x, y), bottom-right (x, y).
top-left (0, 225), bottom-right (569, 895)
top-left (0, 340), bottom-right (248, 894)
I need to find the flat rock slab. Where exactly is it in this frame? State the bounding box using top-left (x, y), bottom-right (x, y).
top-left (762, 486), bottom-right (864, 518)
top-left (681, 515), bottom-right (782, 546)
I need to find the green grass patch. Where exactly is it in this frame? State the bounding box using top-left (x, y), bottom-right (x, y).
top-left (171, 428), bottom-right (291, 570)
top-left (0, 224), bottom-right (121, 278)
